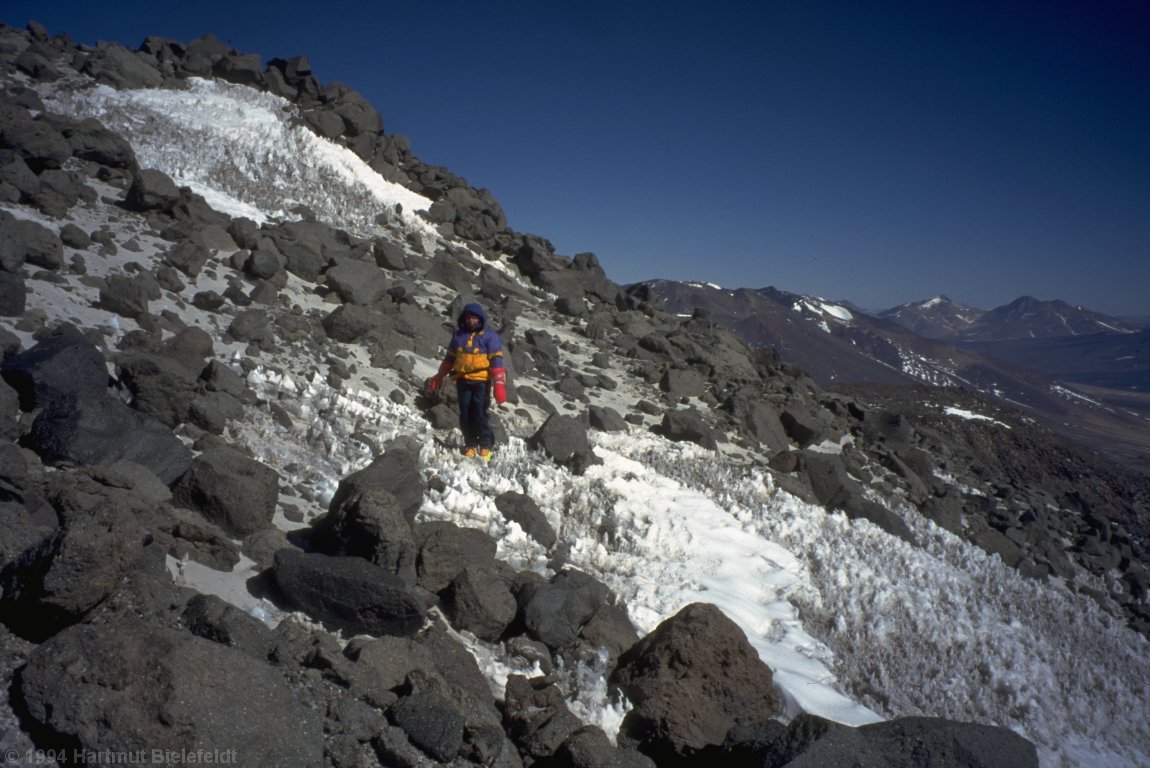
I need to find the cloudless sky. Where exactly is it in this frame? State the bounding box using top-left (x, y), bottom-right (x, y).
top-left (4, 1), bottom-right (1149, 316)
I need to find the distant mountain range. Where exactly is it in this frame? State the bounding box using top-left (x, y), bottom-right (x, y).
top-left (879, 294), bottom-right (1143, 341)
top-left (640, 281), bottom-right (1150, 468)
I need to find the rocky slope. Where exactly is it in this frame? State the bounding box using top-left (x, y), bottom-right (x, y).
top-left (644, 280), bottom-right (1150, 470)
top-left (877, 295), bottom-right (985, 339)
top-left (1, 20), bottom-right (1147, 767)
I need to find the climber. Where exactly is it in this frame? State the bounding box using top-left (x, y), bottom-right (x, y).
top-left (426, 302), bottom-right (507, 460)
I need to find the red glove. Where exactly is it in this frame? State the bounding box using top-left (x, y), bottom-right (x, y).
top-left (426, 359), bottom-right (452, 396)
top-left (492, 368), bottom-right (507, 404)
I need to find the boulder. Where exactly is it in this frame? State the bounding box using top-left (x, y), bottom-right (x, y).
top-left (551, 727), bottom-right (657, 768)
top-left (164, 240), bottom-right (211, 277)
top-left (27, 393), bottom-right (192, 485)
top-left (273, 548), bottom-right (426, 637)
top-left (494, 491), bottom-right (557, 549)
top-left (780, 408), bottom-right (828, 448)
top-left (172, 446), bottom-right (279, 537)
top-left (528, 414), bottom-right (600, 475)
top-left (327, 436), bottom-right (424, 524)
top-left (416, 521), bottom-right (498, 594)
top-left (503, 674), bottom-right (585, 761)
top-left (0, 113), bottom-right (71, 171)
top-left (117, 353), bottom-right (201, 428)
top-left (14, 48), bottom-right (62, 83)
top-left (213, 53), bottom-right (264, 86)
top-left (516, 569), bottom-right (623, 654)
top-left (443, 563), bottom-right (517, 641)
top-left (99, 273), bottom-right (155, 318)
top-left (758, 713), bottom-right (1038, 768)
top-left (125, 168), bottom-right (181, 212)
top-left (322, 303), bottom-right (386, 342)
top-left (660, 408), bottom-right (720, 450)
top-left (0, 495), bottom-right (145, 641)
top-left (325, 258), bottom-right (390, 305)
top-left (81, 42), bottom-right (164, 89)
top-left (0, 155), bottom-right (40, 201)
top-left (588, 405), bottom-right (628, 433)
top-left (55, 116), bottom-right (137, 170)
top-left (267, 219), bottom-right (343, 282)
top-left (660, 368), bottom-right (707, 399)
top-left (33, 168), bottom-right (92, 216)
top-left (181, 592), bottom-right (276, 660)
top-left (0, 270), bottom-right (26, 316)
top-left (227, 308), bottom-right (272, 343)
top-left (374, 238), bottom-right (408, 270)
top-left (611, 603), bottom-right (783, 762)
top-left (312, 485), bottom-right (417, 584)
top-left (18, 618), bottom-right (324, 766)
top-left (391, 690), bottom-right (465, 763)
top-left (0, 381), bottom-right (23, 441)
top-left (302, 108), bottom-right (345, 139)
top-left (725, 392), bottom-right (791, 452)
top-left (0, 213), bottom-right (63, 272)
top-left (801, 453), bottom-right (915, 543)
top-left (343, 633), bottom-right (439, 703)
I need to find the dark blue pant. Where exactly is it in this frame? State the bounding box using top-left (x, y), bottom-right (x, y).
top-left (456, 381), bottom-right (493, 449)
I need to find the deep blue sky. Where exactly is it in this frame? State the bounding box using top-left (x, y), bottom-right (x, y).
top-left (4, 1), bottom-right (1149, 316)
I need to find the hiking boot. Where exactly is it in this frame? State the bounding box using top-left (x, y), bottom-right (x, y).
top-left (463, 446), bottom-right (478, 458)
top-left (478, 447), bottom-right (492, 461)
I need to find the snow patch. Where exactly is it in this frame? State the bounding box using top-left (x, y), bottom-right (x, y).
top-left (942, 406), bottom-right (1011, 428)
top-left (820, 303), bottom-right (854, 322)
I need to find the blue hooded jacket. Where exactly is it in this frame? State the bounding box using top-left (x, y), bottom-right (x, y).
top-left (444, 303), bottom-right (504, 381)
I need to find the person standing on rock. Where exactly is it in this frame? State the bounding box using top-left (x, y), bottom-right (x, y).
top-left (426, 302), bottom-right (508, 460)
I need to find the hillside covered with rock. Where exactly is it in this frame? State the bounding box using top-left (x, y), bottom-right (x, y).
top-left (1, 20), bottom-right (1148, 768)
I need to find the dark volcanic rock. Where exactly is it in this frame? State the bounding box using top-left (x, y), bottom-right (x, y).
top-left (273, 548), bottom-right (426, 637)
top-left (551, 726), bottom-right (657, 768)
top-left (326, 436), bottom-right (424, 524)
top-left (312, 483), bottom-right (417, 583)
top-left (494, 491), bottom-right (557, 549)
top-left (758, 713), bottom-right (1038, 768)
top-left (611, 602), bottom-right (783, 763)
top-left (326, 258), bottom-right (390, 305)
top-left (125, 168), bottom-right (181, 211)
top-left (27, 393), bottom-right (192, 485)
top-left (0, 270), bottom-right (25, 315)
top-left (0, 495), bottom-right (145, 641)
top-left (503, 674), bottom-right (585, 762)
top-left (528, 413), bottom-right (601, 474)
top-left (0, 112), bottom-right (71, 171)
top-left (660, 408), bottom-right (720, 450)
top-left (802, 452), bottom-right (915, 543)
top-left (516, 569), bottom-right (631, 656)
top-left (171, 446), bottom-right (278, 536)
top-left (0, 323), bottom-right (108, 410)
top-left (443, 563), bottom-right (517, 641)
top-left (391, 690), bottom-right (465, 763)
top-left (180, 592), bottom-right (275, 660)
top-left (416, 520), bottom-right (498, 594)
top-left (17, 617), bottom-right (324, 767)
top-left (99, 273), bottom-right (155, 318)
top-left (0, 214), bottom-right (63, 272)
top-left (117, 352), bottom-right (201, 428)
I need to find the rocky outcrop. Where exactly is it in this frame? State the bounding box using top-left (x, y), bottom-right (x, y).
top-left (611, 603), bottom-right (784, 763)
top-left (18, 617), bottom-right (325, 767)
